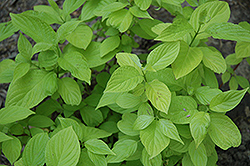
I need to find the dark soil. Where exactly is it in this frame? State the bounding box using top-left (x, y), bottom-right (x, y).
top-left (0, 0), bottom-right (250, 165)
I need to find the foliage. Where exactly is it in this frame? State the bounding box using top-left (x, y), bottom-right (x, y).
top-left (0, 0), bottom-right (250, 165)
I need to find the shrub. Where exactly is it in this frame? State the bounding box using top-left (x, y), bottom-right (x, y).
top-left (0, 0), bottom-right (250, 165)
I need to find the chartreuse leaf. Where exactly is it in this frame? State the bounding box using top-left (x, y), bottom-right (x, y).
top-left (146, 41), bottom-right (180, 71)
top-left (129, 6), bottom-right (153, 19)
top-left (107, 139), bottom-right (138, 163)
top-left (6, 70), bottom-right (57, 108)
top-left (200, 47), bottom-right (226, 74)
top-left (2, 136), bottom-right (22, 165)
top-left (225, 53), bottom-right (242, 65)
top-left (188, 141), bottom-right (207, 166)
top-left (167, 96), bottom-right (198, 124)
top-left (140, 121), bottom-right (170, 158)
top-left (189, 1), bottom-right (230, 39)
top-left (23, 133), bottom-right (49, 166)
top-left (28, 115), bottom-right (54, 128)
top-left (0, 21), bottom-right (18, 42)
top-left (107, 9), bottom-right (133, 33)
top-left (138, 103), bottom-right (154, 116)
top-left (58, 117), bottom-right (83, 140)
top-left (209, 88), bottom-right (248, 112)
top-left (58, 51), bottom-right (91, 84)
top-left (77, 149), bottom-right (95, 166)
top-left (81, 124), bottom-right (112, 142)
top-left (182, 153), bottom-right (195, 166)
top-left (80, 0), bottom-right (100, 21)
top-left (13, 62), bottom-right (30, 81)
top-left (133, 115), bottom-right (155, 130)
top-left (87, 150), bottom-right (107, 166)
top-left (80, 106), bottom-right (103, 127)
top-left (66, 24), bottom-right (93, 50)
top-left (96, 92), bottom-right (123, 109)
top-left (0, 132), bottom-right (13, 143)
top-left (10, 13), bottom-right (56, 44)
top-left (235, 41), bottom-right (250, 58)
top-left (203, 66), bottom-right (218, 89)
top-left (0, 106), bottom-right (34, 125)
top-left (229, 77), bottom-right (238, 90)
top-left (159, 119), bottom-right (183, 144)
top-left (172, 41), bottom-right (203, 79)
top-left (0, 59), bottom-right (16, 83)
top-left (134, 0), bottom-right (152, 11)
top-left (190, 112), bottom-right (210, 148)
top-left (145, 79), bottom-right (171, 114)
top-left (104, 66), bottom-right (144, 93)
top-left (169, 137), bottom-right (192, 153)
top-left (45, 127), bottom-right (80, 166)
top-left (208, 113), bottom-right (241, 150)
top-left (57, 21), bottom-right (81, 41)
top-left (32, 42), bottom-right (54, 55)
top-left (101, 2), bottom-right (128, 14)
top-left (206, 23), bottom-right (250, 42)
top-left (85, 139), bottom-right (115, 155)
top-left (100, 36), bottom-right (120, 57)
top-left (58, 77), bottom-right (82, 106)
top-left (140, 148), bottom-right (162, 166)
top-left (17, 33), bottom-right (32, 63)
top-left (116, 93), bottom-right (141, 109)
top-left (156, 17), bottom-right (194, 42)
top-left (93, 0), bottom-right (116, 16)
top-left (116, 53), bottom-right (142, 73)
top-left (38, 50), bottom-right (58, 68)
top-left (117, 113), bottom-right (140, 136)
top-left (236, 76), bottom-right (250, 89)
top-left (194, 86), bottom-right (222, 105)
top-left (63, 0), bottom-right (86, 15)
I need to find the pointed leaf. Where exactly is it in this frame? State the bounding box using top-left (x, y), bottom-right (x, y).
top-left (0, 132), bottom-right (13, 143)
top-left (235, 41), bottom-right (250, 58)
top-left (133, 115), bottom-right (155, 130)
top-left (194, 86), bottom-right (222, 105)
top-left (28, 115), bottom-right (54, 128)
top-left (188, 141), bottom-right (207, 166)
top-left (140, 148), bottom-right (162, 166)
top-left (59, 117), bottom-right (83, 140)
top-left (100, 36), bottom-right (120, 57)
top-left (87, 150), bottom-right (107, 166)
top-left (145, 79), bottom-right (171, 114)
top-left (2, 137), bottom-right (22, 165)
top-left (63, 0), bottom-right (86, 15)
top-left (134, 0), bottom-right (152, 10)
top-left (0, 59), bottom-right (16, 83)
top-left (116, 53), bottom-right (142, 74)
top-left (45, 127), bottom-right (80, 166)
top-left (117, 113), bottom-right (140, 136)
top-left (81, 125), bottom-right (112, 142)
top-left (116, 93), bottom-right (141, 109)
top-left (0, 21), bottom-right (18, 42)
top-left (85, 139), bottom-right (115, 155)
top-left (80, 106), bottom-right (103, 127)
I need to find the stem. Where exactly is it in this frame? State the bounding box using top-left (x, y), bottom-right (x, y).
top-left (189, 24), bottom-right (201, 47)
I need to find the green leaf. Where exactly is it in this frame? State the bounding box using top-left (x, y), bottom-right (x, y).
top-left (32, 42), bottom-right (54, 55)
top-left (107, 9), bottom-right (133, 33)
top-left (107, 139), bottom-right (138, 163)
top-left (140, 148), bottom-right (162, 166)
top-left (36, 99), bottom-right (62, 116)
top-left (140, 121), bottom-right (170, 158)
top-left (167, 96), bottom-right (198, 124)
top-left (200, 47), bottom-right (226, 74)
top-left (101, 2), bottom-right (128, 14)
top-left (85, 139), bottom-right (115, 155)
top-left (34, 5), bottom-right (63, 24)
top-left (229, 76), bottom-right (238, 90)
top-left (203, 66), bottom-right (218, 88)
top-left (6, 70), bottom-right (57, 108)
top-left (28, 115), bottom-right (54, 128)
top-left (100, 36), bottom-right (120, 57)
top-left (209, 88), bottom-right (248, 112)
top-left (169, 137), bottom-right (192, 153)
top-left (81, 125), bottom-right (112, 142)
top-left (155, 17), bottom-right (194, 42)
top-left (194, 86), bottom-right (222, 105)
top-left (57, 21), bottom-right (81, 41)
top-left (105, 66), bottom-right (144, 93)
top-left (235, 41), bottom-right (250, 58)
top-left (0, 132), bottom-right (13, 143)
top-left (221, 72), bottom-right (231, 84)
top-left (190, 112), bottom-right (210, 148)
top-left (134, 0), bottom-right (152, 11)
top-left (145, 79), bottom-right (171, 114)
top-left (0, 21), bottom-right (18, 42)
top-left (58, 51), bottom-right (91, 84)
top-left (80, 0), bottom-right (100, 21)
top-left (45, 127), bottom-right (80, 166)
top-left (23, 133), bottom-right (49, 166)
top-left (116, 93), bottom-right (141, 109)
top-left (58, 77), bottom-right (82, 106)
top-left (189, 1), bottom-right (230, 39)
top-left (182, 153), bottom-right (195, 166)
top-left (13, 62), bottom-right (30, 81)
top-left (133, 115), bottom-right (155, 130)
top-left (63, 0), bottom-right (86, 15)
top-left (172, 41), bottom-right (203, 79)
top-left (208, 113), bottom-right (241, 150)
top-left (93, 0), bottom-right (116, 16)
top-left (0, 106), bottom-right (35, 125)
top-left (116, 53), bottom-right (142, 73)
top-left (17, 33), bottom-right (32, 62)
top-left (146, 41), bottom-right (180, 71)
top-left (225, 53), bottom-right (242, 65)
top-left (138, 103), bottom-right (154, 116)
top-left (236, 76), bottom-right (250, 89)
top-left (129, 6), bottom-right (153, 20)
top-left (38, 50), bottom-right (58, 68)
top-left (77, 149), bottom-right (95, 166)
top-left (206, 22), bottom-right (250, 42)
top-left (66, 24), bottom-right (93, 49)
top-left (59, 117), bottom-right (83, 140)
top-left (117, 113), bottom-right (140, 136)
top-left (188, 141), bottom-right (207, 166)
top-left (159, 119), bottom-right (183, 144)
top-left (2, 137), bottom-right (22, 165)
top-left (10, 13), bottom-right (56, 44)
top-left (0, 59), bottom-right (16, 83)
top-left (87, 150), bottom-right (107, 166)
top-left (80, 106), bottom-right (103, 127)
top-left (96, 92), bottom-right (123, 109)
